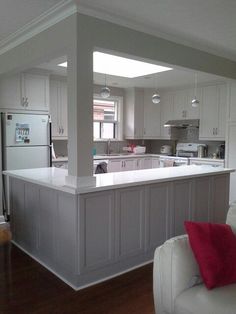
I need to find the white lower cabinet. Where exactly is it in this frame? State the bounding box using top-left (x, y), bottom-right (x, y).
top-left (107, 156), bottom-right (159, 173)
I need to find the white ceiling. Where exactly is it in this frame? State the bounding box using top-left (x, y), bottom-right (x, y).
top-left (77, 0), bottom-right (236, 61)
top-left (0, 0), bottom-right (236, 62)
top-left (36, 56), bottom-right (225, 90)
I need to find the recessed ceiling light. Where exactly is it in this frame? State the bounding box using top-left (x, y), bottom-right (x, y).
top-left (58, 53), bottom-right (173, 78)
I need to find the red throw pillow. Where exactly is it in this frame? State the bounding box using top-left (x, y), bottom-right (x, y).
top-left (185, 221), bottom-right (236, 289)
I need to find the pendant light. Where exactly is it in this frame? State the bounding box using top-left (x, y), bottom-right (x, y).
top-left (100, 74), bottom-right (110, 98)
top-left (152, 74), bottom-right (161, 104)
top-left (191, 73), bottom-right (200, 107)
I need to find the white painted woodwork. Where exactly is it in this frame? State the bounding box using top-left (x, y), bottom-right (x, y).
top-left (0, 73), bottom-right (49, 111)
top-left (152, 157), bottom-right (160, 168)
top-left (79, 191), bottom-right (115, 271)
top-left (192, 177), bottom-right (211, 222)
top-left (199, 84), bottom-right (226, 140)
top-left (146, 183), bottom-right (170, 250)
top-left (116, 187), bottom-right (145, 258)
top-left (50, 78), bottom-right (68, 139)
top-left (143, 89), bottom-right (161, 138)
top-left (173, 88), bottom-right (200, 120)
top-left (9, 172), bottom-right (230, 289)
top-left (160, 92), bottom-right (173, 139)
top-left (22, 73), bottom-right (49, 111)
top-left (107, 156), bottom-right (159, 173)
top-left (172, 179), bottom-right (192, 236)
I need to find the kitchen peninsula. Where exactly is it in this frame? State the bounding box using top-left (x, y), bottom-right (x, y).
top-left (5, 166), bottom-right (233, 290)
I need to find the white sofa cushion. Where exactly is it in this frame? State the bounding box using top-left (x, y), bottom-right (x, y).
top-left (153, 235), bottom-right (201, 314)
top-left (175, 283), bottom-right (236, 314)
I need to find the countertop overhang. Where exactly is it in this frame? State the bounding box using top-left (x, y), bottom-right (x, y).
top-left (3, 166), bottom-right (234, 195)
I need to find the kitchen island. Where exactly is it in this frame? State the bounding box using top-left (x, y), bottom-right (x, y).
top-left (4, 166), bottom-right (234, 290)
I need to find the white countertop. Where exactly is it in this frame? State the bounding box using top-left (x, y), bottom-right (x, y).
top-left (3, 165), bottom-right (234, 195)
top-left (53, 154), bottom-right (225, 162)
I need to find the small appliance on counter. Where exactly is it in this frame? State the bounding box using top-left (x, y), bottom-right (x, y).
top-left (216, 144), bottom-right (225, 159)
top-left (160, 145), bottom-right (172, 155)
top-left (197, 144), bottom-right (207, 158)
top-left (176, 143), bottom-right (207, 158)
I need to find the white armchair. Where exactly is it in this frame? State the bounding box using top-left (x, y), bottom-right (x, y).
top-left (153, 205), bottom-right (236, 314)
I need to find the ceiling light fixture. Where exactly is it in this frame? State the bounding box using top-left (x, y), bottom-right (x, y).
top-left (152, 74), bottom-right (161, 104)
top-left (58, 53), bottom-right (173, 78)
top-left (100, 74), bottom-right (110, 98)
top-left (191, 73), bottom-right (200, 107)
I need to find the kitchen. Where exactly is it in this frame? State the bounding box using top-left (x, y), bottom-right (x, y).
top-left (34, 53), bottom-right (227, 173)
top-left (1, 12), bottom-right (236, 291)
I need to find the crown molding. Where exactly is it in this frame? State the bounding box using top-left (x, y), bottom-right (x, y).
top-left (77, 2), bottom-right (236, 62)
top-left (0, 0), bottom-right (78, 56)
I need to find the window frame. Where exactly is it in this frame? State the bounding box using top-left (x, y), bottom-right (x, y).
top-left (93, 94), bottom-right (123, 141)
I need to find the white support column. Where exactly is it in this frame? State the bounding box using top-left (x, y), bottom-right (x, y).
top-left (67, 22), bottom-right (94, 180)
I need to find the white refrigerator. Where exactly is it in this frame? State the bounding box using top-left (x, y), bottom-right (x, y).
top-left (1, 112), bottom-right (52, 218)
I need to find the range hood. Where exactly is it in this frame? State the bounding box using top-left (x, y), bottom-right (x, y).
top-left (164, 119), bottom-right (199, 128)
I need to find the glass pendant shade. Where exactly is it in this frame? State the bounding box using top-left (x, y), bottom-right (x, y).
top-left (152, 93), bottom-right (161, 104)
top-left (192, 73), bottom-right (200, 107)
top-left (100, 86), bottom-right (110, 98)
top-left (191, 97), bottom-right (199, 107)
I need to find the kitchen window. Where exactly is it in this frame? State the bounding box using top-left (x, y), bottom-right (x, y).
top-left (93, 96), bottom-right (123, 140)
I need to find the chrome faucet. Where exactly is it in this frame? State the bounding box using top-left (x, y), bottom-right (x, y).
top-left (107, 139), bottom-right (111, 155)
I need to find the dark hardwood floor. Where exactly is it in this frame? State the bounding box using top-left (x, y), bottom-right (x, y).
top-left (0, 244), bottom-right (155, 314)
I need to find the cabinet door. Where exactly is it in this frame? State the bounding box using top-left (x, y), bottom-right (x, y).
top-left (79, 191), bottom-right (115, 272)
top-left (192, 177), bottom-right (211, 222)
top-left (172, 180), bottom-right (192, 236)
top-left (211, 175), bottom-right (229, 223)
top-left (0, 74), bottom-right (22, 109)
top-left (146, 183), bottom-right (170, 250)
top-left (143, 89), bottom-right (161, 138)
top-left (60, 80), bottom-right (68, 137)
top-left (50, 80), bottom-right (60, 137)
top-left (160, 92), bottom-right (173, 139)
top-left (116, 187), bottom-right (145, 259)
top-left (152, 157), bottom-right (160, 168)
top-left (199, 85), bottom-right (218, 139)
top-left (22, 73), bottom-right (49, 111)
top-left (107, 159), bottom-right (122, 172)
top-left (173, 89), bottom-right (188, 119)
top-left (123, 159), bottom-right (135, 171)
top-left (217, 84), bottom-right (227, 139)
top-left (134, 89), bottom-right (144, 138)
top-left (186, 87), bottom-right (200, 119)
top-left (141, 157), bottom-right (152, 169)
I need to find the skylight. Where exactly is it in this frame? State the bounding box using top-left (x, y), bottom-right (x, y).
top-left (58, 52), bottom-right (172, 78)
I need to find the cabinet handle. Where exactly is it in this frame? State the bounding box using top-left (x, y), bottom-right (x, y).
top-left (59, 127), bottom-right (61, 134)
top-left (182, 110), bottom-right (185, 118)
top-left (22, 97), bottom-right (25, 107)
top-left (144, 128), bottom-right (146, 135)
top-left (25, 97), bottom-right (28, 107)
top-left (213, 128), bottom-right (215, 135)
top-left (216, 128), bottom-right (218, 135)
top-left (62, 127), bottom-right (64, 134)
top-left (123, 161), bottom-right (126, 168)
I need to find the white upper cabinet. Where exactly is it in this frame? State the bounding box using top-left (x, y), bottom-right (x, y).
top-left (159, 92), bottom-right (173, 139)
top-left (49, 78), bottom-right (68, 139)
top-left (143, 89), bottom-right (161, 138)
top-left (199, 84), bottom-right (226, 140)
top-left (21, 73), bottom-right (49, 111)
top-left (227, 80), bottom-right (236, 122)
top-left (124, 88), bottom-right (161, 139)
top-left (173, 88), bottom-right (200, 120)
top-left (0, 73), bottom-right (49, 112)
